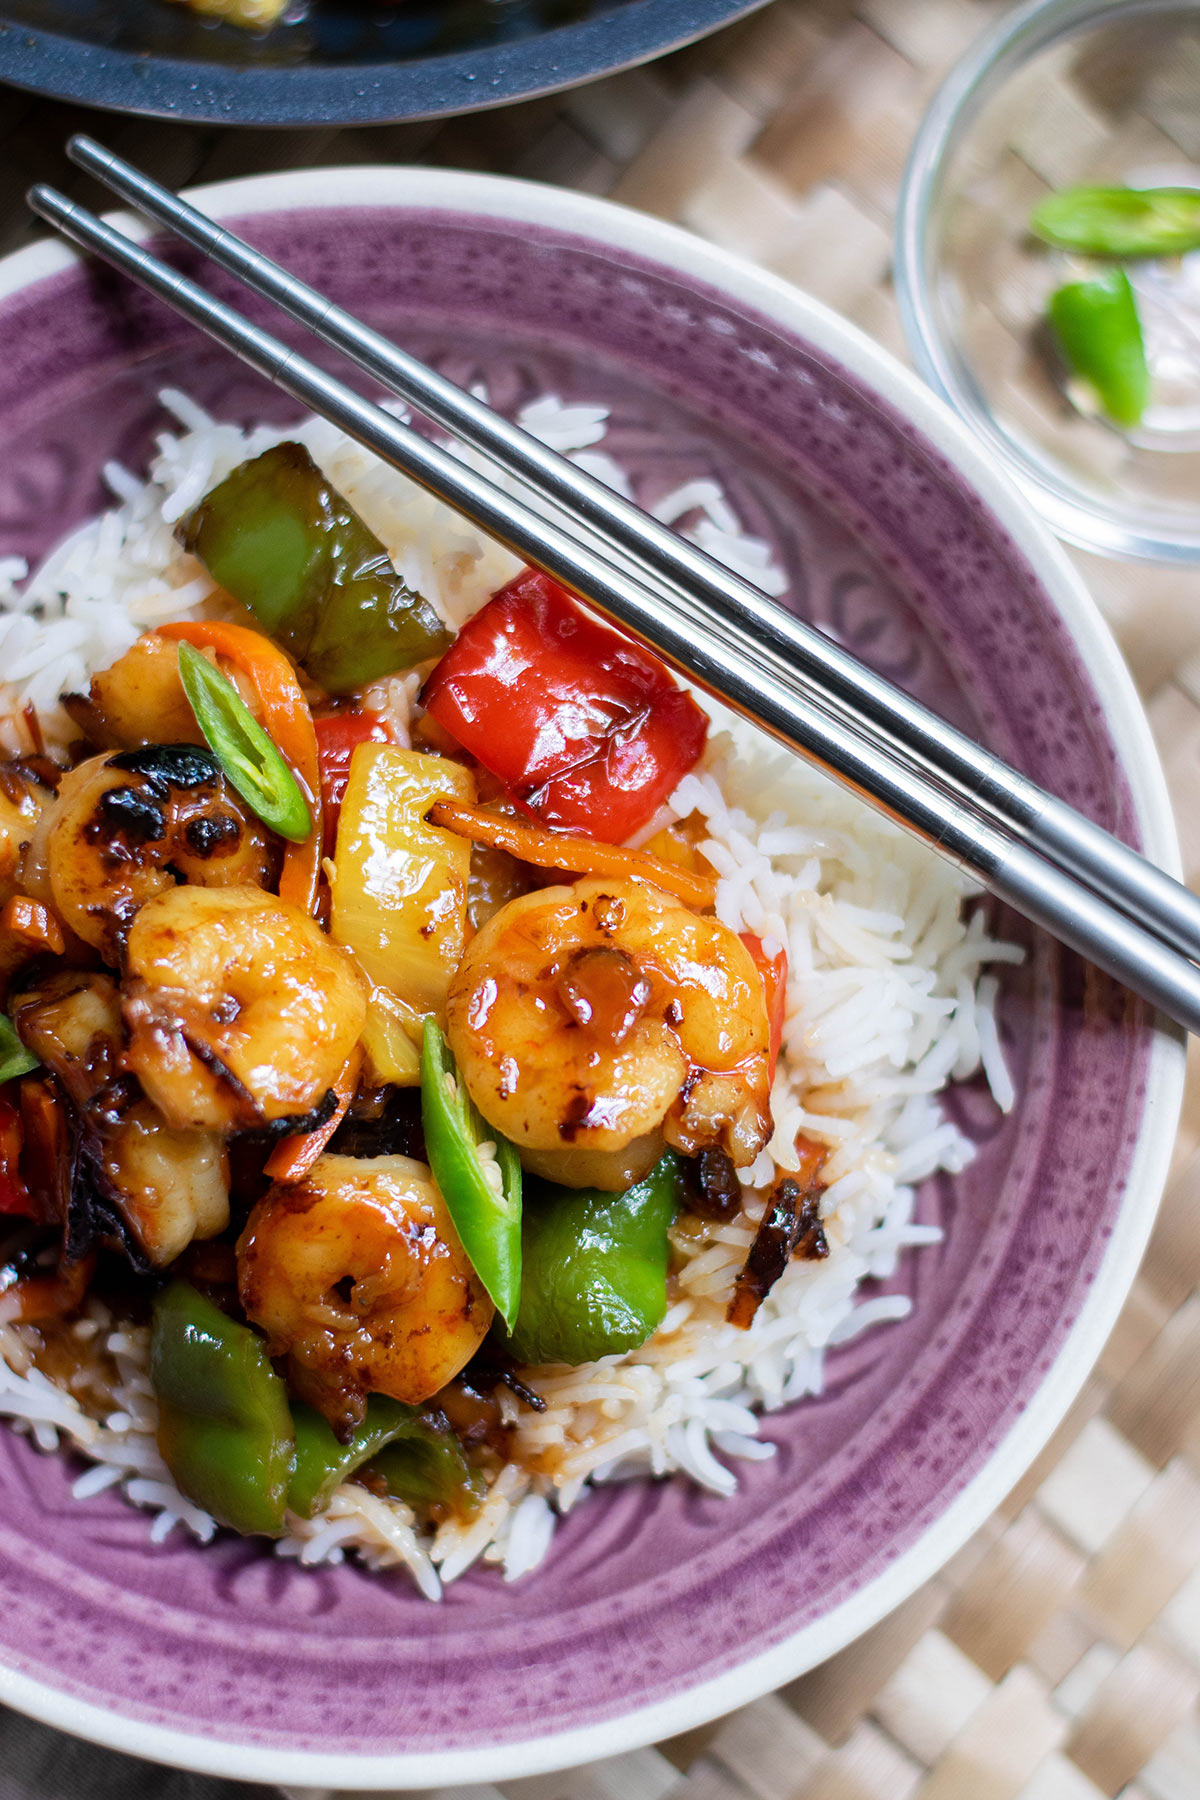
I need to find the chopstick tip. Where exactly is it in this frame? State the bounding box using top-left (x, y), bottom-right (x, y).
top-left (26, 184), bottom-right (67, 223)
top-left (66, 135), bottom-right (107, 171)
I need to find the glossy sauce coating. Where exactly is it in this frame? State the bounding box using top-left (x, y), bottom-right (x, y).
top-left (237, 1151), bottom-right (492, 1437)
top-left (446, 877), bottom-right (771, 1190)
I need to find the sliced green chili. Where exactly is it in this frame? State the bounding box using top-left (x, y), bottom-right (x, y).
top-left (1048, 268), bottom-right (1150, 428)
top-left (177, 641), bottom-right (311, 843)
top-left (0, 1016), bottom-right (38, 1086)
top-left (1032, 185), bottom-right (1200, 258)
top-left (420, 1019), bottom-right (522, 1331)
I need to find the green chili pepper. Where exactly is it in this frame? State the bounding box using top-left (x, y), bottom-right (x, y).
top-left (502, 1152), bottom-right (684, 1366)
top-left (420, 1019), bottom-right (522, 1331)
top-left (150, 1282), bottom-right (295, 1537)
top-left (364, 1411), bottom-right (484, 1518)
top-left (287, 1395), bottom-right (421, 1520)
top-left (178, 442), bottom-right (451, 694)
top-left (1048, 269), bottom-right (1150, 428)
top-left (176, 641), bottom-right (311, 843)
top-left (0, 1015), bottom-right (37, 1085)
top-left (1032, 185), bottom-right (1200, 258)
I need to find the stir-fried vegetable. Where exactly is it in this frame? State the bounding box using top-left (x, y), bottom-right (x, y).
top-left (0, 1248), bottom-right (95, 1322)
top-left (422, 568), bottom-right (708, 841)
top-left (151, 1281), bottom-right (295, 1536)
top-left (365, 1412), bottom-right (484, 1517)
top-left (502, 1152), bottom-right (684, 1365)
top-left (420, 1020), bottom-right (522, 1331)
top-left (1032, 185), bottom-right (1200, 258)
top-left (1, 898), bottom-right (63, 957)
top-left (289, 1391), bottom-right (483, 1519)
top-left (728, 1138), bottom-right (827, 1330)
top-left (741, 934), bottom-right (788, 1083)
top-left (428, 799), bottom-right (717, 911)
top-left (359, 985), bottom-right (425, 1088)
top-left (264, 1047), bottom-right (362, 1185)
top-left (329, 744), bottom-right (474, 1017)
top-left (1048, 269), bottom-right (1150, 427)
top-left (0, 1015), bottom-right (37, 1086)
top-left (177, 642), bottom-right (312, 843)
top-left (0, 1097), bottom-right (31, 1217)
top-left (314, 708), bottom-right (395, 854)
top-left (158, 621), bottom-right (323, 915)
top-left (178, 442), bottom-right (451, 693)
top-left (287, 1394), bottom-right (419, 1519)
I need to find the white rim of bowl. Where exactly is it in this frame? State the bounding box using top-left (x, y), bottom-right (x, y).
top-left (895, 0), bottom-right (1200, 567)
top-left (0, 165), bottom-right (1185, 1789)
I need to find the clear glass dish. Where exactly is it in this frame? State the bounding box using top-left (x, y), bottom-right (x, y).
top-left (896, 0), bottom-right (1200, 564)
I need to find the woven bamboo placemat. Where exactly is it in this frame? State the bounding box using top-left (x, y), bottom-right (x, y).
top-left (5, 4), bottom-right (1200, 1794)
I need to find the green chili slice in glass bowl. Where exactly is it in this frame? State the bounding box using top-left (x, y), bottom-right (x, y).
top-left (1048, 268), bottom-right (1151, 429)
top-left (1032, 185), bottom-right (1200, 259)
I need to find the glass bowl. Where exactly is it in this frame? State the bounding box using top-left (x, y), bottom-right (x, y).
top-left (896, 0), bottom-right (1200, 564)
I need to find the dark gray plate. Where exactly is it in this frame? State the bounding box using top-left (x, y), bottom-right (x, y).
top-left (0, 0), bottom-right (768, 125)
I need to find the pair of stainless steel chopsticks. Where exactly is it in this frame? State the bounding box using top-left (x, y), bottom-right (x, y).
top-left (23, 138), bottom-right (1200, 1034)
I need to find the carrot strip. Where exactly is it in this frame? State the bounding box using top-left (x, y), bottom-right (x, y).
top-left (427, 800), bottom-right (717, 910)
top-left (158, 621), bottom-right (323, 916)
top-left (740, 933), bottom-right (787, 1083)
top-left (263, 1048), bottom-right (361, 1185)
top-left (0, 897), bottom-right (65, 956)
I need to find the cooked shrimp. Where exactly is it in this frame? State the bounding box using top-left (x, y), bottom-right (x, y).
top-left (13, 969), bottom-right (229, 1265)
top-left (0, 759), bottom-right (57, 910)
top-left (123, 885), bottom-right (368, 1134)
top-left (237, 1152), bottom-right (492, 1437)
top-left (62, 632), bottom-right (206, 751)
top-left (45, 745), bottom-right (278, 962)
top-left (446, 877), bottom-right (772, 1191)
top-left (98, 1098), bottom-right (229, 1267)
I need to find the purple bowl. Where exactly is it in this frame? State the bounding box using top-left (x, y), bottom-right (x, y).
top-left (0, 170), bottom-right (1182, 1788)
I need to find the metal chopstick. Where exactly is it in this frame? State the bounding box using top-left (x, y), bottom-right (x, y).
top-left (24, 181), bottom-right (1200, 1035)
top-left (63, 133), bottom-right (1200, 968)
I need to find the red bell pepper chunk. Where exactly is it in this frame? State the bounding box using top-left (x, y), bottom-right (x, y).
top-left (421, 569), bottom-right (708, 842)
top-left (313, 708), bottom-right (395, 854)
top-left (0, 1095), bottom-right (34, 1218)
top-left (741, 934), bottom-right (788, 1082)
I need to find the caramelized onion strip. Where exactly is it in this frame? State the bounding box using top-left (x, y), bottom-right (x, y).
top-left (427, 801), bottom-right (716, 911)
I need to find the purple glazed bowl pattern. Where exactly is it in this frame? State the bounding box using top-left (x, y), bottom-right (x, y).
top-left (0, 204), bottom-right (1153, 1760)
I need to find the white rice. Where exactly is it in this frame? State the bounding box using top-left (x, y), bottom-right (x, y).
top-left (0, 390), bottom-right (1020, 1595)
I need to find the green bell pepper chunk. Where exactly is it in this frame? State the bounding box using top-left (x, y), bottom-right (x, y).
top-left (364, 1411), bottom-right (485, 1518)
top-left (178, 442), bottom-right (451, 694)
top-left (0, 1014), bottom-right (37, 1085)
top-left (150, 1281), bottom-right (295, 1537)
top-left (287, 1395), bottom-right (421, 1520)
top-left (1048, 269), bottom-right (1150, 428)
top-left (420, 1019), bottom-right (522, 1330)
top-left (502, 1152), bottom-right (684, 1366)
top-left (1032, 185), bottom-right (1200, 258)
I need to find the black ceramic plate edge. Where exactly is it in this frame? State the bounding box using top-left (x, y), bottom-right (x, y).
top-left (0, 0), bottom-right (771, 125)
